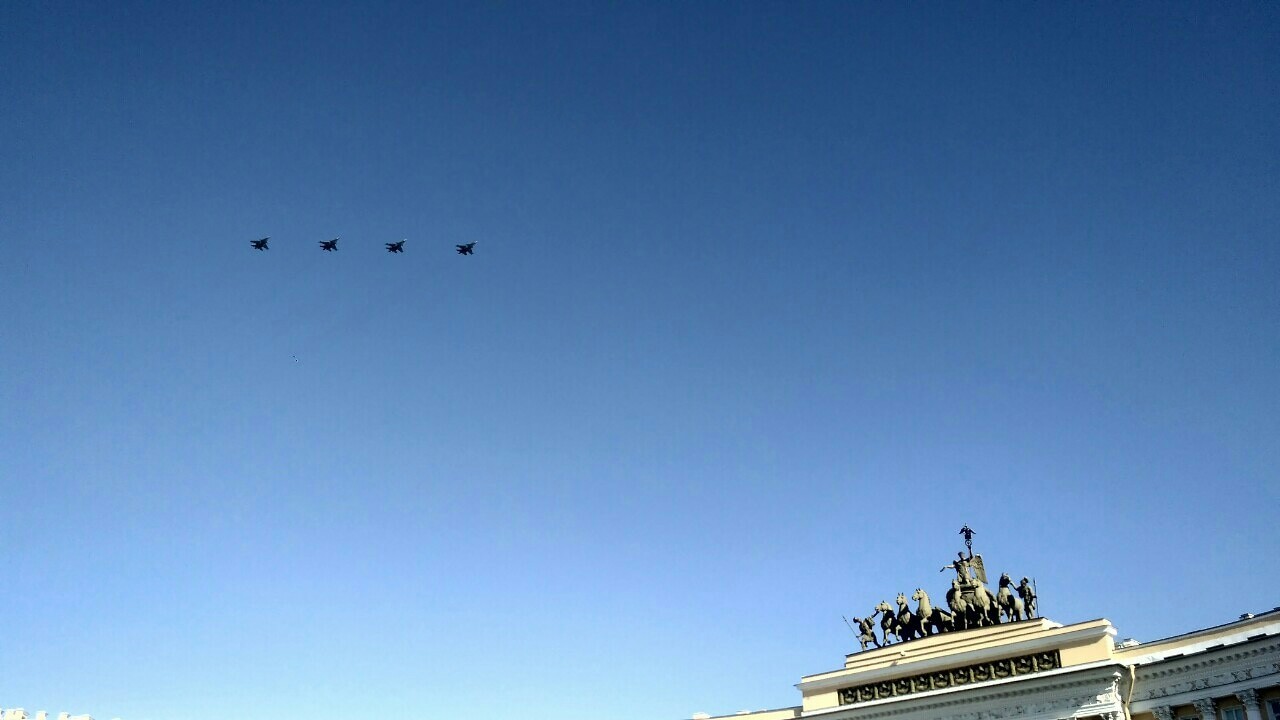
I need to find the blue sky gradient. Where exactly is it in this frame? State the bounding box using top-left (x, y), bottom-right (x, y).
top-left (2, 3), bottom-right (1278, 719)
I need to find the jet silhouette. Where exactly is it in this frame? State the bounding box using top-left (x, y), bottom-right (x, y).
top-left (250, 237), bottom-right (269, 251)
top-left (386, 240), bottom-right (405, 253)
top-left (319, 238), bottom-right (339, 251)
top-left (455, 241), bottom-right (477, 255)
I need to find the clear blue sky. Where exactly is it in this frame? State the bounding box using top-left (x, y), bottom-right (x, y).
top-left (2, 2), bottom-right (1277, 719)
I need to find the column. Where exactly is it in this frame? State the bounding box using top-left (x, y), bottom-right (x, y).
top-left (1194, 698), bottom-right (1217, 720)
top-left (1236, 689), bottom-right (1263, 720)
top-left (1153, 706), bottom-right (1176, 720)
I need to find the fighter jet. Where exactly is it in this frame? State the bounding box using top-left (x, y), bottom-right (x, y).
top-left (385, 240), bottom-right (405, 253)
top-left (455, 241), bottom-right (477, 255)
top-left (319, 238), bottom-right (339, 252)
top-left (250, 237), bottom-right (269, 251)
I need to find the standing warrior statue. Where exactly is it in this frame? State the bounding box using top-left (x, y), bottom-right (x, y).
top-left (853, 615), bottom-right (880, 650)
top-left (1017, 577), bottom-right (1038, 618)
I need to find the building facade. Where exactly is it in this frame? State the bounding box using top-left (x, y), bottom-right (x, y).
top-left (689, 601), bottom-right (1280, 720)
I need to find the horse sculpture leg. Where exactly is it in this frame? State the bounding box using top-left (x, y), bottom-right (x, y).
top-left (972, 602), bottom-right (990, 627)
top-left (937, 610), bottom-right (954, 633)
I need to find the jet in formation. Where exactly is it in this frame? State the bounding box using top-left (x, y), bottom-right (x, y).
top-left (250, 237), bottom-right (475, 254)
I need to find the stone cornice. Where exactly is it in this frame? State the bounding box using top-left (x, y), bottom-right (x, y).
top-left (802, 663), bottom-right (1124, 720)
top-left (1129, 637), bottom-right (1280, 712)
top-left (1116, 607), bottom-right (1280, 661)
top-left (839, 620), bottom-right (1066, 668)
top-left (1118, 619), bottom-right (1280, 666)
top-left (799, 622), bottom-right (1115, 694)
top-left (1134, 638), bottom-right (1280, 681)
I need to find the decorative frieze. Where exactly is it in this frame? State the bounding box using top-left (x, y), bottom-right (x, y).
top-left (1135, 640), bottom-right (1280, 703)
top-left (837, 650), bottom-right (1062, 705)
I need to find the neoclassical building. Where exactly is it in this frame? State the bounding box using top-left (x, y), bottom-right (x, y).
top-left (691, 607), bottom-right (1280, 720)
top-left (687, 532), bottom-right (1279, 720)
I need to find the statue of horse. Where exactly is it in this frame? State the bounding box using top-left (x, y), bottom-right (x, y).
top-left (875, 600), bottom-right (900, 645)
top-left (966, 577), bottom-right (1000, 627)
top-left (997, 574), bottom-right (1025, 622)
top-left (853, 615), bottom-right (880, 650)
top-left (912, 588), bottom-right (953, 635)
top-left (895, 593), bottom-right (924, 641)
top-left (946, 578), bottom-right (970, 630)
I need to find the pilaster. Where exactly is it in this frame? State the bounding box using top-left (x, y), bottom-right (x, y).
top-left (1235, 689), bottom-right (1262, 720)
top-left (1193, 698), bottom-right (1217, 720)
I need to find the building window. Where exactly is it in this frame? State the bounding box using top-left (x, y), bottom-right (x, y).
top-left (1267, 700), bottom-right (1280, 720)
top-left (1223, 708), bottom-right (1244, 720)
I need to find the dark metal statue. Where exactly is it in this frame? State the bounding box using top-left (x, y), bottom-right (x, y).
top-left (946, 577), bottom-right (971, 631)
top-left (875, 600), bottom-right (901, 645)
top-left (847, 526), bottom-right (1042, 652)
top-left (851, 615), bottom-right (880, 650)
top-left (941, 552), bottom-right (974, 584)
top-left (912, 588), bottom-right (954, 635)
top-left (997, 573), bottom-right (1026, 622)
top-left (967, 573), bottom-right (1000, 627)
top-left (1018, 577), bottom-right (1038, 618)
top-left (896, 593), bottom-right (924, 641)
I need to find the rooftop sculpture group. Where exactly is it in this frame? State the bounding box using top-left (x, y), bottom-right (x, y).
top-left (846, 525), bottom-right (1038, 651)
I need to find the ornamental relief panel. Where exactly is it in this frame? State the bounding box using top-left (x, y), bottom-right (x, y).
top-left (825, 676), bottom-right (1121, 720)
top-left (906, 695), bottom-right (1108, 720)
top-left (837, 650), bottom-right (1062, 705)
top-left (933, 691), bottom-right (1118, 720)
top-left (1138, 658), bottom-right (1280, 701)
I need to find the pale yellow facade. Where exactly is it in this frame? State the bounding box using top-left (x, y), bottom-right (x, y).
top-left (689, 609), bottom-right (1280, 720)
